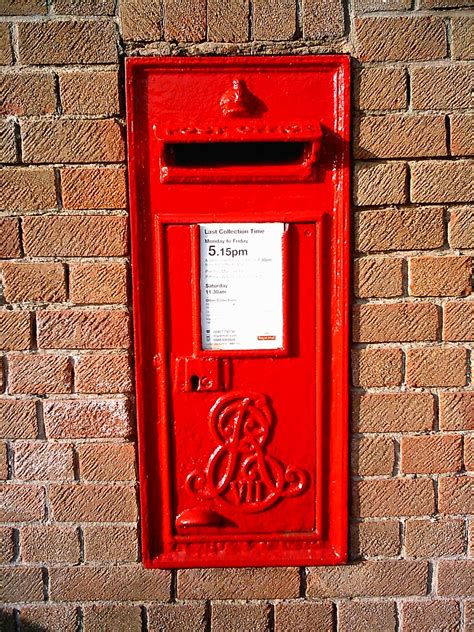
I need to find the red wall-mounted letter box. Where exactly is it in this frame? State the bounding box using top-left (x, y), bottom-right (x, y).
top-left (126, 56), bottom-right (350, 568)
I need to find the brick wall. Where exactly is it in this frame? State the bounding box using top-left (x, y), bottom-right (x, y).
top-left (0, 0), bottom-right (472, 630)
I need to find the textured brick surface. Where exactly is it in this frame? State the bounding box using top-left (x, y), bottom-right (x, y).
top-left (406, 347), bottom-right (468, 387)
top-left (44, 399), bottom-right (131, 438)
top-left (120, 0), bottom-right (162, 41)
top-left (409, 256), bottom-right (472, 297)
top-left (0, 119), bottom-right (16, 163)
top-left (351, 348), bottom-right (403, 387)
top-left (19, 607), bottom-right (77, 632)
top-left (274, 602), bottom-right (333, 632)
top-left (439, 476), bottom-right (473, 514)
top-left (83, 525), bottom-right (138, 562)
top-left (0, 218), bottom-right (21, 258)
top-left (451, 114), bottom-right (474, 156)
top-left (437, 561), bottom-right (474, 596)
top-left (50, 566), bottom-right (170, 601)
top-left (147, 604), bottom-right (205, 632)
top-left (54, 0), bottom-right (116, 15)
top-left (0, 71), bottom-right (56, 116)
top-left (303, 0), bottom-right (345, 39)
top-left (0, 262), bottom-right (66, 303)
top-left (50, 483), bottom-right (137, 522)
top-left (307, 561), bottom-right (428, 597)
top-left (0, 24), bottom-right (12, 65)
top-left (0, 484), bottom-right (44, 521)
top-left (339, 601), bottom-right (397, 632)
top-left (354, 393), bottom-right (435, 432)
top-left (82, 604), bottom-right (142, 632)
top-left (401, 601), bottom-right (461, 631)
top-left (0, 399), bottom-right (37, 439)
top-left (8, 353), bottom-right (72, 394)
top-left (449, 206), bottom-right (474, 248)
top-left (353, 161), bottom-right (407, 206)
top-left (75, 353), bottom-right (133, 393)
top-left (20, 525), bottom-right (80, 562)
top-left (411, 160), bottom-right (474, 204)
top-left (0, 527), bottom-right (14, 562)
top-left (351, 520), bottom-right (400, 558)
top-left (69, 262), bottom-right (128, 304)
top-left (1, 167), bottom-right (56, 211)
top-left (354, 257), bottom-right (403, 298)
top-left (178, 568), bottom-right (300, 599)
top-left (355, 16), bottom-right (446, 62)
top-left (37, 310), bottom-right (130, 349)
top-left (18, 19), bottom-right (117, 65)
top-left (254, 0), bottom-right (296, 40)
top-left (440, 393), bottom-right (474, 431)
top-left (0, 311), bottom-right (31, 351)
top-left (61, 167), bottom-right (127, 209)
top-left (352, 436), bottom-right (395, 476)
top-left (411, 65), bottom-right (473, 110)
top-left (354, 478), bottom-right (435, 517)
top-left (354, 67), bottom-right (407, 112)
top-left (163, 0), bottom-right (206, 42)
top-left (208, 0), bottom-right (249, 42)
top-left (212, 602), bottom-right (270, 632)
top-left (404, 519), bottom-right (465, 557)
top-left (0, 0), bottom-right (46, 14)
top-left (23, 215), bottom-right (128, 257)
top-left (59, 70), bottom-right (119, 116)
top-left (451, 16), bottom-right (474, 60)
top-left (353, 303), bottom-right (439, 343)
top-left (22, 118), bottom-right (125, 164)
top-left (78, 442), bottom-right (136, 480)
top-left (401, 435), bottom-right (463, 474)
top-left (15, 440), bottom-right (74, 480)
top-left (0, 568), bottom-right (43, 603)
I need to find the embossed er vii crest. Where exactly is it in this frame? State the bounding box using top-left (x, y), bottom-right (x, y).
top-left (186, 393), bottom-right (309, 513)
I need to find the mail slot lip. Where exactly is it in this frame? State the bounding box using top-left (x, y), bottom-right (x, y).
top-left (125, 55), bottom-right (350, 569)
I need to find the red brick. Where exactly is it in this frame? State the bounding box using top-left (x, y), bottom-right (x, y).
top-left (0, 399), bottom-right (37, 439)
top-left (307, 561), bottom-right (428, 597)
top-left (437, 561), bottom-right (473, 596)
top-left (22, 118), bottom-right (124, 164)
top-left (163, 0), bottom-right (206, 42)
top-left (50, 483), bottom-right (137, 522)
top-left (451, 16), bottom-right (474, 60)
top-left (44, 399), bottom-right (131, 438)
top-left (37, 310), bottom-right (130, 349)
top-left (212, 603), bottom-right (270, 632)
top-left (354, 478), bottom-right (435, 517)
top-left (465, 436), bottom-right (474, 472)
top-left (419, 0), bottom-right (472, 6)
top-left (440, 393), bottom-right (474, 431)
top-left (354, 67), bottom-right (407, 112)
top-left (78, 442), bottom-right (135, 481)
top-left (50, 566), bottom-right (170, 601)
top-left (353, 161), bottom-right (407, 206)
top-left (449, 206), bottom-right (474, 248)
top-left (69, 263), bottom-right (128, 304)
top-left (8, 353), bottom-right (72, 395)
top-left (352, 436), bottom-right (395, 476)
top-left (303, 0), bottom-right (344, 39)
top-left (412, 65), bottom-right (472, 110)
top-left (401, 434), bottom-right (462, 474)
top-left (178, 567), bottom-right (300, 599)
top-left (208, 0), bottom-right (249, 42)
top-left (451, 114), bottom-right (474, 156)
top-left (354, 257), bottom-right (403, 298)
top-left (254, 0), bottom-right (296, 40)
top-left (406, 347), bottom-right (468, 388)
top-left (0, 484), bottom-right (44, 521)
top-left (0, 70), bottom-right (56, 116)
top-left (354, 393), bottom-right (435, 433)
top-left (24, 215), bottom-right (127, 257)
top-left (0, 0), bottom-right (46, 13)
top-left (59, 70), bottom-right (119, 116)
top-left (275, 602), bottom-right (333, 632)
top-left (409, 256), bottom-right (472, 297)
top-left (351, 348), bottom-right (403, 387)
top-left (469, 521), bottom-right (474, 557)
top-left (354, 114), bottom-right (446, 160)
top-left (0, 119), bottom-right (16, 163)
top-left (0, 527), bottom-right (14, 562)
top-left (0, 167), bottom-right (56, 211)
top-left (61, 167), bottom-right (127, 209)
top-left (401, 600), bottom-right (461, 631)
top-left (0, 218), bottom-right (21, 258)
top-left (0, 24), bottom-right (12, 66)
top-left (353, 303), bottom-right (439, 343)
top-left (19, 607), bottom-right (77, 632)
top-left (339, 601), bottom-right (397, 632)
top-left (75, 353), bottom-right (133, 393)
top-left (15, 441), bottom-right (74, 481)
top-left (350, 520), bottom-right (400, 558)
top-left (83, 525), bottom-right (138, 562)
top-left (411, 160), bottom-right (474, 203)
top-left (355, 207), bottom-right (445, 252)
top-left (439, 476), bottom-right (473, 514)
top-left (405, 519), bottom-right (465, 557)
top-left (20, 525), bottom-right (80, 563)
top-left (0, 568), bottom-right (43, 603)
top-left (1, 262), bottom-right (66, 303)
top-left (119, 0), bottom-right (162, 41)
top-left (444, 302), bottom-right (474, 342)
top-left (0, 441), bottom-right (8, 479)
top-left (355, 16), bottom-right (446, 62)
top-left (54, 0), bottom-right (115, 15)
top-left (18, 19), bottom-right (117, 65)
top-left (0, 311), bottom-right (31, 350)
top-left (82, 604), bottom-right (142, 632)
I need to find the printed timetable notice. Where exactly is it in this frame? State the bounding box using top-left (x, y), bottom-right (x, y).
top-left (200, 223), bottom-right (284, 351)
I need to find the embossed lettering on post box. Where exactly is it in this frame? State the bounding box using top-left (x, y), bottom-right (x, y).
top-left (126, 56), bottom-right (350, 568)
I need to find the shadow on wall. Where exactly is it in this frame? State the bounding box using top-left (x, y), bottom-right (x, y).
top-left (0, 610), bottom-right (48, 632)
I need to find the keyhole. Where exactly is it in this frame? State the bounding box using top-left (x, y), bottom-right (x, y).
top-left (190, 375), bottom-right (200, 391)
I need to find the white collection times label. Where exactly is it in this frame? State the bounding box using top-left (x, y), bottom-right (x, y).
top-left (200, 223), bottom-right (285, 351)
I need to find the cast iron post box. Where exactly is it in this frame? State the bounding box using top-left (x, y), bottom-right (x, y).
top-left (126, 56), bottom-right (350, 568)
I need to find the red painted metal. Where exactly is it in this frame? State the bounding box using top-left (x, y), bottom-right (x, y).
top-left (125, 56), bottom-right (350, 568)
